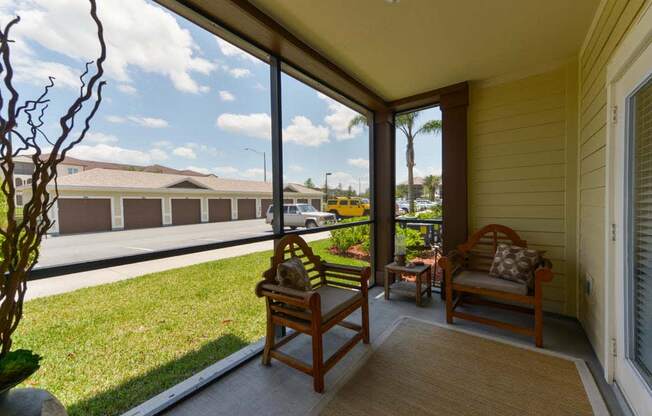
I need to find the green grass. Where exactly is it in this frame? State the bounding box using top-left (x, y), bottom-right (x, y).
top-left (13, 238), bottom-right (367, 416)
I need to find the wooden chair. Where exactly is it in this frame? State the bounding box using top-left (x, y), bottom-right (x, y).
top-left (438, 224), bottom-right (553, 347)
top-left (255, 235), bottom-right (370, 392)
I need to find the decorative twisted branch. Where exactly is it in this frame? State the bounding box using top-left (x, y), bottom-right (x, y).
top-left (0, 0), bottom-right (106, 358)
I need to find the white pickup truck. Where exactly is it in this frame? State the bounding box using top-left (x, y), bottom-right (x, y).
top-left (265, 203), bottom-right (337, 229)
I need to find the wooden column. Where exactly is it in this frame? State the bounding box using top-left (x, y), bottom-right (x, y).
top-left (440, 83), bottom-right (469, 254)
top-left (372, 110), bottom-right (395, 284)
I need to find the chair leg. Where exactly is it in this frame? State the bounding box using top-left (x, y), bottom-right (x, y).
top-left (445, 272), bottom-right (454, 324)
top-left (262, 302), bottom-right (274, 366)
top-left (312, 330), bottom-right (324, 393)
top-left (361, 301), bottom-right (370, 344)
top-left (535, 291), bottom-right (543, 348)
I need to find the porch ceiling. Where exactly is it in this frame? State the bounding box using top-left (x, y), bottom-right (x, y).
top-left (248, 0), bottom-right (599, 101)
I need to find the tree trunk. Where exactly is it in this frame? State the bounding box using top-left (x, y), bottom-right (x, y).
top-left (406, 136), bottom-right (415, 213)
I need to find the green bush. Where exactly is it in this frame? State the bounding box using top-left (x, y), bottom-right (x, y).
top-left (329, 218), bottom-right (369, 253)
top-left (415, 206), bottom-right (442, 219)
top-left (396, 226), bottom-right (425, 259)
top-left (328, 216), bottom-right (425, 259)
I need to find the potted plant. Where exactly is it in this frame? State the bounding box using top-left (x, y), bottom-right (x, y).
top-left (0, 1), bottom-right (106, 413)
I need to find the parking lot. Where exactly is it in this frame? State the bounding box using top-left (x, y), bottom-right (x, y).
top-left (36, 219), bottom-right (275, 268)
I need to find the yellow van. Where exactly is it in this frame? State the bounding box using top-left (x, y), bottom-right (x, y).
top-left (325, 197), bottom-right (370, 218)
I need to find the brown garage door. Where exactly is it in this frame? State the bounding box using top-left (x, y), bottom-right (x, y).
top-left (283, 198), bottom-right (293, 203)
top-left (208, 199), bottom-right (231, 222)
top-left (172, 199), bottom-right (201, 225)
top-left (58, 198), bottom-right (112, 234)
top-left (260, 199), bottom-right (272, 217)
top-left (237, 199), bottom-right (256, 220)
top-left (123, 199), bottom-right (162, 230)
top-left (311, 199), bottom-right (321, 210)
top-left (297, 198), bottom-right (308, 203)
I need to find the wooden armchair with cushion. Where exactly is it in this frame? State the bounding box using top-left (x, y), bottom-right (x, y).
top-left (255, 235), bottom-right (370, 393)
top-left (438, 224), bottom-right (553, 347)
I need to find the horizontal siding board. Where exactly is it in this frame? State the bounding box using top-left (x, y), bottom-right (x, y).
top-left (473, 164), bottom-right (566, 182)
top-left (580, 127), bottom-right (606, 159)
top-left (471, 191), bottom-right (564, 206)
top-left (471, 177), bottom-right (565, 194)
top-left (472, 108), bottom-right (565, 135)
top-left (471, 93), bottom-right (565, 122)
top-left (580, 166), bottom-right (606, 190)
top-left (472, 136), bottom-right (565, 158)
top-left (470, 122), bottom-right (565, 146)
top-left (472, 150), bottom-right (565, 170)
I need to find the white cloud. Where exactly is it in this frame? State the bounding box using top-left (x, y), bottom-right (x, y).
top-left (347, 158), bottom-right (369, 169)
top-left (214, 166), bottom-right (238, 175)
top-left (117, 83), bottom-right (138, 95)
top-left (241, 168), bottom-right (265, 179)
top-left (106, 115), bottom-right (168, 128)
top-left (4, 0), bottom-right (215, 93)
top-left (152, 140), bottom-right (173, 149)
top-left (216, 113), bottom-right (330, 147)
top-left (85, 132), bottom-right (118, 144)
top-left (105, 115), bottom-right (126, 124)
top-left (186, 142), bottom-right (222, 157)
top-left (216, 113), bottom-right (271, 140)
top-left (317, 92), bottom-right (364, 140)
top-left (66, 143), bottom-right (168, 165)
top-left (216, 38), bottom-right (261, 64)
top-left (289, 164), bottom-right (304, 172)
top-left (283, 116), bottom-right (329, 147)
top-left (228, 68), bottom-right (251, 78)
top-left (219, 90), bottom-right (235, 102)
top-left (172, 146), bottom-right (197, 159)
top-left (185, 165), bottom-right (211, 175)
top-left (127, 116), bottom-right (168, 128)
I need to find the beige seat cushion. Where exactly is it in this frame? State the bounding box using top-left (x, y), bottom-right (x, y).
top-left (316, 285), bottom-right (362, 322)
top-left (454, 270), bottom-right (528, 296)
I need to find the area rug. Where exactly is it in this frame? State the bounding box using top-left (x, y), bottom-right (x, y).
top-left (312, 317), bottom-right (607, 415)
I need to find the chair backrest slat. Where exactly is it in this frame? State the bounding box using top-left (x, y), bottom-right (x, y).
top-left (459, 224), bottom-right (527, 273)
top-left (264, 235), bottom-right (325, 288)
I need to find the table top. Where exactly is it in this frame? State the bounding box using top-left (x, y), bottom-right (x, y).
top-left (385, 262), bottom-right (431, 274)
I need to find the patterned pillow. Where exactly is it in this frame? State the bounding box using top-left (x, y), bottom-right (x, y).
top-left (276, 257), bottom-right (311, 291)
top-left (489, 243), bottom-right (541, 286)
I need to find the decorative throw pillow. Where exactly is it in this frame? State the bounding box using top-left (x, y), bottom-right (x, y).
top-left (276, 257), bottom-right (311, 291)
top-left (489, 243), bottom-right (541, 286)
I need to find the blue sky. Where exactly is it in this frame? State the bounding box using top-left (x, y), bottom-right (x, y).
top-left (1, 0), bottom-right (440, 190)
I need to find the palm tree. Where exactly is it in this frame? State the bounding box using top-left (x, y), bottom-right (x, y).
top-left (422, 174), bottom-right (441, 201)
top-left (349, 112), bottom-right (441, 213)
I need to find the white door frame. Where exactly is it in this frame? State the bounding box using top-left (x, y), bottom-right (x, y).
top-left (605, 5), bottom-right (652, 414)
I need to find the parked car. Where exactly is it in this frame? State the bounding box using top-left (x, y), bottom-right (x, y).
top-left (266, 203), bottom-right (337, 229)
top-left (325, 197), bottom-right (370, 218)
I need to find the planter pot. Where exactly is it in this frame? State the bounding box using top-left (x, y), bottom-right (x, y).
top-left (0, 387), bottom-right (67, 416)
top-left (395, 254), bottom-right (406, 266)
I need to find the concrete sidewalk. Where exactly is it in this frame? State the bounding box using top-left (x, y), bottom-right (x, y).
top-left (26, 232), bottom-right (330, 301)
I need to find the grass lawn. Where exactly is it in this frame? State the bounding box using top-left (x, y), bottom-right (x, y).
top-left (13, 238), bottom-right (367, 416)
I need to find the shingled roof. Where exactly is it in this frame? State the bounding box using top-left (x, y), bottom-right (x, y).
top-left (46, 168), bottom-right (322, 196)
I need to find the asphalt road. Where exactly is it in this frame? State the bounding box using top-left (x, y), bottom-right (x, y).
top-left (36, 219), bottom-right (277, 269)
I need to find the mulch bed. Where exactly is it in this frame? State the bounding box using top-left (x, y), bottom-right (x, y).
top-left (328, 245), bottom-right (443, 285)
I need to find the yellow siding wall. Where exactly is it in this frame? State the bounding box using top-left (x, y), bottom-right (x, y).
top-left (468, 62), bottom-right (579, 316)
top-left (578, 0), bottom-right (648, 366)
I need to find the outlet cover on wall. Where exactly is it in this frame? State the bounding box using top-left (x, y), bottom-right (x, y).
top-left (585, 273), bottom-right (593, 296)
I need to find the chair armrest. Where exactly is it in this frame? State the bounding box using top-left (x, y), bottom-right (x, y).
top-left (534, 259), bottom-right (553, 283)
top-left (438, 250), bottom-right (463, 274)
top-left (255, 281), bottom-right (316, 306)
top-left (322, 262), bottom-right (370, 282)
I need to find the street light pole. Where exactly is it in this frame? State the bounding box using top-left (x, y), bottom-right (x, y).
top-left (244, 147), bottom-right (267, 182)
top-left (324, 172), bottom-right (332, 202)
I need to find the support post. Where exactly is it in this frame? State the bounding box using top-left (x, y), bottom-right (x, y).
top-left (440, 83), bottom-right (469, 254)
top-left (372, 110), bottom-right (395, 284)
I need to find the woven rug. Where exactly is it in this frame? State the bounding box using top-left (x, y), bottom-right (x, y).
top-left (313, 317), bottom-right (607, 415)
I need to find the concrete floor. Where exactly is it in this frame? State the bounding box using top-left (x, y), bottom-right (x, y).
top-left (161, 287), bottom-right (627, 416)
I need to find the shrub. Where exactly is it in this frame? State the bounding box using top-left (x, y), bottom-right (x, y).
top-left (329, 218), bottom-right (370, 253)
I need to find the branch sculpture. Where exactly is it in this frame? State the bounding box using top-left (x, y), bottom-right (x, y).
top-left (0, 0), bottom-right (106, 360)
